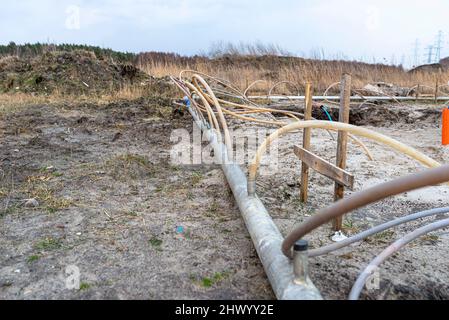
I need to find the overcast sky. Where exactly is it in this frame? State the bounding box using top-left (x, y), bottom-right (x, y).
top-left (1, 0), bottom-right (449, 66)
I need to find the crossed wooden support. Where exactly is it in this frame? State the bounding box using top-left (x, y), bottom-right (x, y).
top-left (294, 146), bottom-right (354, 190)
top-left (297, 74), bottom-right (353, 233)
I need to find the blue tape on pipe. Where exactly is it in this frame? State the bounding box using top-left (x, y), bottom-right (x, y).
top-left (183, 96), bottom-right (191, 108)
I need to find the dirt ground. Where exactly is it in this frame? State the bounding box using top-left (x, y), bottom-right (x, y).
top-left (1, 99), bottom-right (448, 300)
top-left (249, 102), bottom-right (449, 299)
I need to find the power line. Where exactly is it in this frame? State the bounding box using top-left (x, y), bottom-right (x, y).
top-left (425, 45), bottom-right (434, 64)
top-left (434, 30), bottom-right (444, 62)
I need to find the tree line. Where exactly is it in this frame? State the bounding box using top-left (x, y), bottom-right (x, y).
top-left (0, 42), bottom-right (135, 63)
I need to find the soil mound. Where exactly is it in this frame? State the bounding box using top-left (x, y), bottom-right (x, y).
top-left (0, 50), bottom-right (150, 95)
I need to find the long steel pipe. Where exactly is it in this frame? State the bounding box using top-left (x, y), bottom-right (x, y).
top-left (248, 95), bottom-right (449, 101)
top-left (186, 101), bottom-right (323, 300)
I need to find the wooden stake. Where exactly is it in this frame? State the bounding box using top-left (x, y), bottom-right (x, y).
top-left (435, 77), bottom-right (439, 104)
top-left (299, 82), bottom-right (313, 202)
top-left (333, 74), bottom-right (351, 231)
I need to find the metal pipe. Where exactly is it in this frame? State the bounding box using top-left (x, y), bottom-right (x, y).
top-left (293, 240), bottom-right (309, 285)
top-left (348, 217), bottom-right (449, 300)
top-left (187, 103), bottom-right (322, 300)
top-left (309, 206), bottom-right (449, 257)
top-left (282, 164), bottom-right (449, 258)
top-left (247, 95), bottom-right (449, 101)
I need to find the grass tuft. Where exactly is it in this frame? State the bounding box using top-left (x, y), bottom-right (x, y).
top-left (149, 237), bottom-right (163, 251)
top-left (27, 255), bottom-right (40, 263)
top-left (34, 237), bottom-right (62, 251)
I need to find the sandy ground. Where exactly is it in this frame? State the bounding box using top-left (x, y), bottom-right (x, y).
top-left (1, 99), bottom-right (448, 299)
top-left (244, 112), bottom-right (449, 299)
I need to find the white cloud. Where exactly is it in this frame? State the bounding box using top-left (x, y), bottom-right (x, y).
top-left (0, 0), bottom-right (448, 65)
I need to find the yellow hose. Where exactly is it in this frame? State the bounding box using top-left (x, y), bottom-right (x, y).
top-left (268, 80), bottom-right (300, 96)
top-left (175, 73), bottom-right (374, 160)
top-left (247, 120), bottom-right (441, 195)
top-left (184, 81), bottom-right (222, 141)
top-left (192, 74), bottom-right (233, 156)
top-left (244, 80), bottom-right (267, 97)
top-left (202, 84), bottom-right (373, 159)
top-left (191, 76), bottom-right (291, 125)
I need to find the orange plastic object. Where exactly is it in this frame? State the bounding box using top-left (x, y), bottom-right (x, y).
top-left (443, 108), bottom-right (449, 145)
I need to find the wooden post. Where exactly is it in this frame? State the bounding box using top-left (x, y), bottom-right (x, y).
top-left (333, 74), bottom-right (351, 231)
top-left (435, 77), bottom-right (439, 104)
top-left (415, 84), bottom-right (420, 102)
top-left (299, 82), bottom-right (313, 202)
